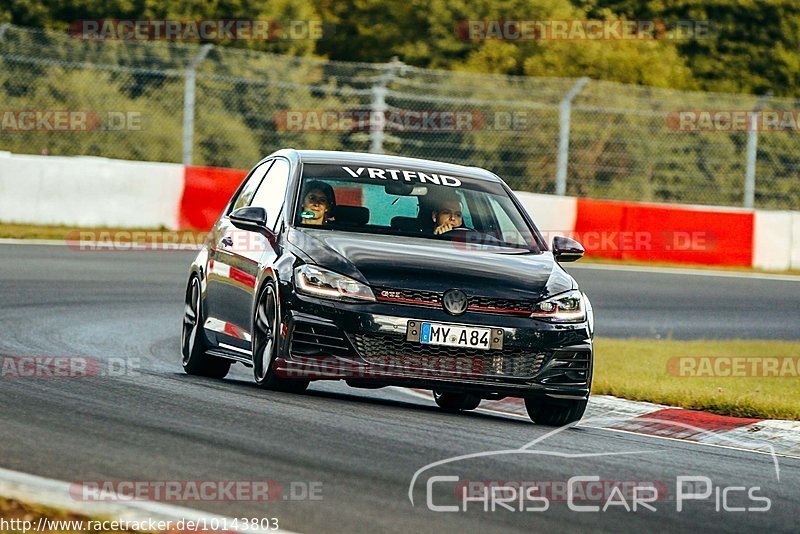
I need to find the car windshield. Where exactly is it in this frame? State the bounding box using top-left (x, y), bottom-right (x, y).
top-left (294, 163), bottom-right (542, 252)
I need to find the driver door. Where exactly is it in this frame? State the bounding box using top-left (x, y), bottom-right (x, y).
top-left (206, 158), bottom-right (291, 355)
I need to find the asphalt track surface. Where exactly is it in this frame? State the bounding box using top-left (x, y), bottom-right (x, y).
top-left (1, 244), bottom-right (799, 533)
top-left (568, 263), bottom-right (800, 340)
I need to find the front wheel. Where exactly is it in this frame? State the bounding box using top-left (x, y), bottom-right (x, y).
top-left (252, 282), bottom-right (309, 393)
top-left (524, 397), bottom-right (587, 426)
top-left (433, 390), bottom-right (481, 412)
top-left (182, 276), bottom-right (231, 379)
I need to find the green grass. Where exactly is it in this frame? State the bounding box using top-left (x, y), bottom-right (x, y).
top-left (0, 223), bottom-right (204, 243)
top-left (592, 338), bottom-right (800, 420)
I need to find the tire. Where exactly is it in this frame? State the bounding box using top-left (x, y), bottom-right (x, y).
top-left (252, 282), bottom-right (309, 393)
top-left (524, 397), bottom-right (588, 426)
top-left (182, 275), bottom-right (231, 379)
top-left (433, 390), bottom-right (481, 412)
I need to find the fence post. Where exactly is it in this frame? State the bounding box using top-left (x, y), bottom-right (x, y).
top-left (182, 44), bottom-right (213, 166)
top-left (369, 84), bottom-right (388, 154)
top-left (744, 92), bottom-right (772, 209)
top-left (555, 77), bottom-right (589, 196)
top-left (369, 57), bottom-right (403, 154)
top-left (0, 23), bottom-right (10, 41)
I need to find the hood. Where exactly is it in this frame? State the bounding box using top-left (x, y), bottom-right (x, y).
top-left (287, 228), bottom-right (574, 300)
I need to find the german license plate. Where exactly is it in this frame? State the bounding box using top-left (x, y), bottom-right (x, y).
top-left (420, 322), bottom-right (491, 350)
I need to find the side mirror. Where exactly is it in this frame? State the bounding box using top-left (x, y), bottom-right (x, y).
top-left (230, 206), bottom-right (268, 232)
top-left (552, 236), bottom-right (584, 262)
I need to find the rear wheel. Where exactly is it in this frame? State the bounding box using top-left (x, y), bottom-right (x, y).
top-left (252, 282), bottom-right (309, 393)
top-left (524, 397), bottom-right (587, 426)
top-left (433, 390), bottom-right (481, 412)
top-left (181, 276), bottom-right (231, 379)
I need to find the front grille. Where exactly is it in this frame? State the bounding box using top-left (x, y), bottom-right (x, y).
top-left (374, 287), bottom-right (532, 316)
top-left (468, 296), bottom-right (533, 315)
top-left (375, 287), bottom-right (441, 306)
top-left (351, 333), bottom-right (548, 379)
top-left (290, 322), bottom-right (354, 358)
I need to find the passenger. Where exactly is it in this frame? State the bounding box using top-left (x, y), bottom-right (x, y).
top-left (300, 181), bottom-right (336, 226)
top-left (430, 193), bottom-right (465, 235)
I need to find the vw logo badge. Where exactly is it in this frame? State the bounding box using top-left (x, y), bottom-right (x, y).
top-left (442, 289), bottom-right (468, 316)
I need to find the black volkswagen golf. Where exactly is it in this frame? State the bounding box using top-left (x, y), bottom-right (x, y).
top-left (182, 149), bottom-right (594, 425)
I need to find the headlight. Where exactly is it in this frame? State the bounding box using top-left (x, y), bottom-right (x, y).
top-left (294, 265), bottom-right (375, 302)
top-left (531, 289), bottom-right (585, 323)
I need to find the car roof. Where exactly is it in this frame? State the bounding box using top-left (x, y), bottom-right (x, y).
top-left (268, 149), bottom-right (504, 184)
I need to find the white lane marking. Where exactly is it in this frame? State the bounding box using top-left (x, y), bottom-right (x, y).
top-left (0, 467), bottom-right (300, 534)
top-left (0, 238), bottom-right (201, 250)
top-left (0, 238), bottom-right (69, 246)
top-left (393, 387), bottom-right (800, 461)
top-left (568, 262), bottom-right (800, 282)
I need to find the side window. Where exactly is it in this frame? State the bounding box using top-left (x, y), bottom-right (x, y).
top-left (250, 159), bottom-right (291, 230)
top-left (230, 161), bottom-right (273, 214)
top-left (486, 196), bottom-right (527, 246)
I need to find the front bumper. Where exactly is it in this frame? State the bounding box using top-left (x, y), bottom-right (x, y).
top-left (274, 289), bottom-right (593, 400)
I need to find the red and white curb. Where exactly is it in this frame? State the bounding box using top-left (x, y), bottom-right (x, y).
top-left (0, 467), bottom-right (298, 534)
top-left (400, 389), bottom-right (800, 459)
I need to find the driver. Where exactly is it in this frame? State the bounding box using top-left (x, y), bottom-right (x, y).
top-left (300, 180), bottom-right (336, 226)
top-left (431, 193), bottom-right (465, 235)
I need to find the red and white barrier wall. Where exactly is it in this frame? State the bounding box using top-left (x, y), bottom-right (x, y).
top-left (517, 193), bottom-right (800, 271)
top-left (0, 153), bottom-right (798, 271)
top-left (0, 152), bottom-right (185, 229)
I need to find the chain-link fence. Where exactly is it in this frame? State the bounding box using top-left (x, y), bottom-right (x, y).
top-left (1, 24), bottom-right (798, 210)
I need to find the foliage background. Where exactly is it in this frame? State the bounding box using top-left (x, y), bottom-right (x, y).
top-left (0, 1), bottom-right (798, 209)
top-left (3, 0), bottom-right (799, 96)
